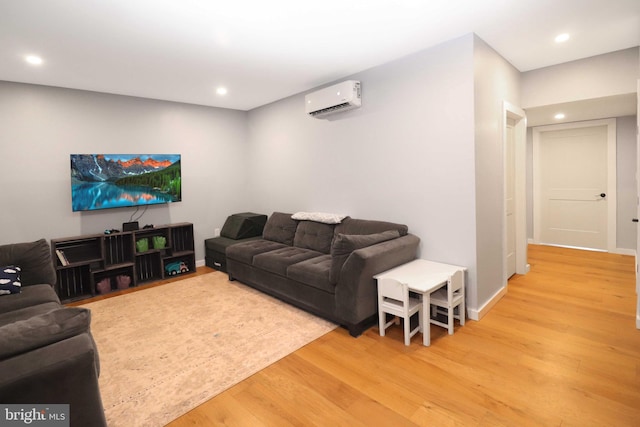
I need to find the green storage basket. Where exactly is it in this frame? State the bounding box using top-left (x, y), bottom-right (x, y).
top-left (153, 235), bottom-right (166, 249)
top-left (136, 238), bottom-right (149, 252)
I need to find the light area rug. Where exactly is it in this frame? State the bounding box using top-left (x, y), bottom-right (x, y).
top-left (82, 272), bottom-right (337, 427)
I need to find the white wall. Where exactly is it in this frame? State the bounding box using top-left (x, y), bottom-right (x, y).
top-left (0, 81), bottom-right (249, 261)
top-left (521, 47), bottom-right (639, 109)
top-left (246, 34), bottom-right (521, 314)
top-left (472, 36), bottom-right (521, 310)
top-left (615, 115), bottom-right (637, 250)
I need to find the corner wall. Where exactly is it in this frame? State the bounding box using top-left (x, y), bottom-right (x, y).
top-left (472, 36), bottom-right (521, 314)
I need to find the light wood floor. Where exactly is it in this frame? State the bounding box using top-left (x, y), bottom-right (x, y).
top-left (99, 245), bottom-right (640, 426)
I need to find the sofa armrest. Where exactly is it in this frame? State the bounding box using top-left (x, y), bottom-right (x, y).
top-left (0, 284), bottom-right (60, 314)
top-left (0, 333), bottom-right (107, 427)
top-left (0, 307), bottom-right (90, 360)
top-left (335, 234), bottom-right (420, 325)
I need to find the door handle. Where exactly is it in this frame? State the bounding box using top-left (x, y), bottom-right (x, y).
top-left (595, 193), bottom-right (606, 198)
top-left (633, 218), bottom-right (639, 223)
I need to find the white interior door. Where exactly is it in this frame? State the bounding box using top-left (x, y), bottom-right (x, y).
top-left (533, 120), bottom-right (617, 251)
top-left (505, 119), bottom-right (516, 278)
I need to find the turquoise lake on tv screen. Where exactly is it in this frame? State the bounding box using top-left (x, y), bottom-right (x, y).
top-left (72, 182), bottom-right (179, 212)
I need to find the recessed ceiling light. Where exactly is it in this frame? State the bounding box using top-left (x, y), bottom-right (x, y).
top-left (554, 113), bottom-right (566, 120)
top-left (555, 33), bottom-right (570, 43)
top-left (25, 55), bottom-right (43, 65)
top-left (216, 87), bottom-right (228, 96)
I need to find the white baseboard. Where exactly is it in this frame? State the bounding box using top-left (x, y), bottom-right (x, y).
top-left (467, 285), bottom-right (508, 321)
top-left (612, 248), bottom-right (636, 256)
top-left (196, 259), bottom-right (205, 268)
top-left (527, 240), bottom-right (636, 257)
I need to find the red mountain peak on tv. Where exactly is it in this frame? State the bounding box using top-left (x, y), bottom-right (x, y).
top-left (117, 156), bottom-right (172, 169)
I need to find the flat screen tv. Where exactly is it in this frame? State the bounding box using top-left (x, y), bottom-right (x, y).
top-left (70, 154), bottom-right (182, 212)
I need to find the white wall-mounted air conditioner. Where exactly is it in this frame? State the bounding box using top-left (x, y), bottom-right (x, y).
top-left (305, 80), bottom-right (361, 118)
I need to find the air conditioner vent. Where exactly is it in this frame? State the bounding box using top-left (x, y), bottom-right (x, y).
top-left (308, 102), bottom-right (353, 117)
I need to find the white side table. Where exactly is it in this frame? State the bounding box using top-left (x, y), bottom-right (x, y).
top-left (374, 259), bottom-right (467, 346)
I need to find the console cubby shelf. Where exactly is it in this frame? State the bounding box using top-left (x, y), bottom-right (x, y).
top-left (51, 222), bottom-right (195, 302)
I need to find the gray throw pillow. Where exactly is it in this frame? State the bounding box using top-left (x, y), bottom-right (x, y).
top-left (330, 230), bottom-right (400, 283)
top-left (0, 307), bottom-right (91, 360)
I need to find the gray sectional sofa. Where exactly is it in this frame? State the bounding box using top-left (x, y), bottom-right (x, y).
top-left (0, 239), bottom-right (106, 427)
top-left (226, 212), bottom-right (420, 336)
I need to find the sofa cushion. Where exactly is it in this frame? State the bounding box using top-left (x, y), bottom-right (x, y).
top-left (205, 236), bottom-right (239, 253)
top-left (293, 221), bottom-right (336, 254)
top-left (0, 284), bottom-right (60, 314)
top-left (335, 218), bottom-right (408, 237)
top-left (253, 247), bottom-right (323, 276)
top-left (0, 239), bottom-right (56, 286)
top-left (330, 230), bottom-right (401, 283)
top-left (225, 239), bottom-right (288, 265)
top-left (0, 266), bottom-right (21, 296)
top-left (262, 212), bottom-right (298, 245)
top-left (0, 307), bottom-right (91, 360)
top-left (205, 236), bottom-right (262, 254)
top-left (286, 255), bottom-right (334, 293)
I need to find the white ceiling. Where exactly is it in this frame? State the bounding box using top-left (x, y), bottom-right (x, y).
top-left (0, 0), bottom-right (638, 111)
